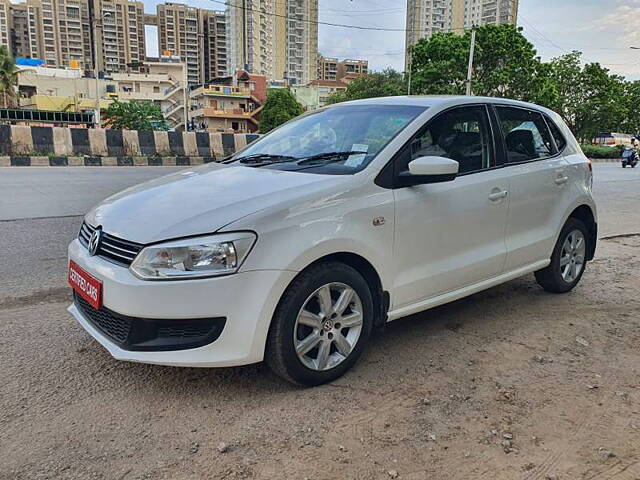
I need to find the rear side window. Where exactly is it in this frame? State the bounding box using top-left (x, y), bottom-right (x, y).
top-left (545, 116), bottom-right (567, 151)
top-left (496, 107), bottom-right (556, 163)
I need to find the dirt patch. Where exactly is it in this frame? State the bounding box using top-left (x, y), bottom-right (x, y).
top-left (1, 239), bottom-right (639, 480)
top-left (0, 286), bottom-right (71, 311)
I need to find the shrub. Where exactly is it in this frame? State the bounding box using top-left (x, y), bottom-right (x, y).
top-left (581, 144), bottom-right (625, 159)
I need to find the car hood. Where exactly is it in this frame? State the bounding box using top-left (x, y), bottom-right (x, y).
top-left (85, 163), bottom-right (344, 244)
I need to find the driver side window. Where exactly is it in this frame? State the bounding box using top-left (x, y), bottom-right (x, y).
top-left (398, 105), bottom-right (494, 176)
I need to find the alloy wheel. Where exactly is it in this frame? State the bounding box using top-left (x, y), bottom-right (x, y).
top-left (560, 229), bottom-right (586, 283)
top-left (293, 282), bottom-right (363, 371)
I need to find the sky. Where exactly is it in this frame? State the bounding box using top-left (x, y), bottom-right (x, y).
top-left (143, 0), bottom-right (640, 81)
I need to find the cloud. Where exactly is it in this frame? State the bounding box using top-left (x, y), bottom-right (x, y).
top-left (596, 5), bottom-right (640, 46)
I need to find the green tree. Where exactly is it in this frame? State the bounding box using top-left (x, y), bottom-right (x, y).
top-left (410, 24), bottom-right (555, 105)
top-left (0, 46), bottom-right (19, 108)
top-left (326, 69), bottom-right (407, 104)
top-left (102, 100), bottom-right (166, 131)
top-left (547, 52), bottom-right (626, 142)
top-left (259, 88), bottom-right (304, 133)
top-left (408, 33), bottom-right (469, 95)
top-left (619, 80), bottom-right (640, 136)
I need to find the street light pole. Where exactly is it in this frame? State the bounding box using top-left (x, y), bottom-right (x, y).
top-left (466, 26), bottom-right (477, 96)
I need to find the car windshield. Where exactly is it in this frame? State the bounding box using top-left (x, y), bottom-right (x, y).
top-left (229, 104), bottom-right (427, 174)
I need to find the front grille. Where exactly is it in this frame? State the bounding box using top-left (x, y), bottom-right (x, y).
top-left (78, 222), bottom-right (143, 267)
top-left (75, 294), bottom-right (132, 344)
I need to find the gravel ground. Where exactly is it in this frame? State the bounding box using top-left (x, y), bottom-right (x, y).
top-left (1, 165), bottom-right (639, 479)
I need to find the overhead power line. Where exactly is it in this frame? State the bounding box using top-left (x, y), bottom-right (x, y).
top-left (322, 6), bottom-right (404, 15)
top-left (212, 0), bottom-right (467, 34)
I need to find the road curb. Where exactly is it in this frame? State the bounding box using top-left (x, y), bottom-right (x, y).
top-left (589, 158), bottom-right (620, 163)
top-left (0, 156), bottom-right (218, 167)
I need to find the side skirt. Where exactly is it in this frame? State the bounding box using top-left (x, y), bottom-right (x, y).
top-left (386, 260), bottom-right (550, 322)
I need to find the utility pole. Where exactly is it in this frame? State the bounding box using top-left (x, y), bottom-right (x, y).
top-left (183, 63), bottom-right (189, 131)
top-left (466, 26), bottom-right (477, 96)
top-left (92, 21), bottom-right (101, 127)
top-left (407, 47), bottom-right (412, 96)
top-left (91, 11), bottom-right (111, 128)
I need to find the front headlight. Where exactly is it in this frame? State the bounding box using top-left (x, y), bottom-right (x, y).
top-left (130, 232), bottom-right (257, 280)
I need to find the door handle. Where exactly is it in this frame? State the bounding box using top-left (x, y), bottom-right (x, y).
top-left (488, 190), bottom-right (508, 201)
top-left (555, 175), bottom-right (569, 185)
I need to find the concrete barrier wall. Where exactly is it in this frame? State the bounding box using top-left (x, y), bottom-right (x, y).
top-left (0, 125), bottom-right (260, 159)
top-left (0, 155), bottom-right (224, 167)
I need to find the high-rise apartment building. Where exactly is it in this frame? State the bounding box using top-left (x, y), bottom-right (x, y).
top-left (405, 0), bottom-right (519, 67)
top-left (0, 0), bottom-right (48, 61)
top-left (0, 0), bottom-right (144, 71)
top-left (8, 4), bottom-right (30, 57)
top-left (93, 0), bottom-right (146, 74)
top-left (155, 3), bottom-right (200, 84)
top-left (227, 0), bottom-right (317, 85)
top-left (153, 3), bottom-right (228, 85)
top-left (1, 0), bottom-right (229, 84)
top-left (0, 0), bottom-right (9, 50)
top-left (201, 9), bottom-right (229, 81)
top-left (465, 0), bottom-right (518, 26)
top-left (285, 0), bottom-right (318, 85)
top-left (39, 0), bottom-right (93, 68)
top-left (0, 0), bottom-right (47, 63)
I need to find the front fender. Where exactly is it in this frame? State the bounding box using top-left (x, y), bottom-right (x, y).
top-left (228, 182), bottom-right (396, 291)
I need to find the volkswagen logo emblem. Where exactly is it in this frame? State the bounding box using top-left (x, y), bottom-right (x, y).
top-left (88, 229), bottom-right (102, 256)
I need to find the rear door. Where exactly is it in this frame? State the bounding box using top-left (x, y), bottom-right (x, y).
top-left (492, 105), bottom-right (570, 271)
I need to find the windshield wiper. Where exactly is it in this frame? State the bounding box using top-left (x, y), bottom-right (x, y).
top-left (229, 153), bottom-right (299, 165)
top-left (296, 151), bottom-right (368, 166)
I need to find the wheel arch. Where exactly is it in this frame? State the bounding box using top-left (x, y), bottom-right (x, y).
top-left (283, 252), bottom-right (389, 332)
top-left (567, 204), bottom-right (597, 261)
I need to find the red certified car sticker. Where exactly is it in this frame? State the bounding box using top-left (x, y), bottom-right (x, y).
top-left (68, 260), bottom-right (102, 309)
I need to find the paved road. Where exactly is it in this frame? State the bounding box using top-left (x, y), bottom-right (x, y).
top-left (592, 163), bottom-right (640, 237)
top-left (0, 166), bottom-right (184, 221)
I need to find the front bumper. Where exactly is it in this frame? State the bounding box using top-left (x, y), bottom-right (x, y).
top-left (68, 239), bottom-right (296, 367)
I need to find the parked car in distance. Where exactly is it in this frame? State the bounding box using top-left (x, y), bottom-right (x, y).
top-left (68, 96), bottom-right (597, 386)
top-left (593, 132), bottom-right (635, 147)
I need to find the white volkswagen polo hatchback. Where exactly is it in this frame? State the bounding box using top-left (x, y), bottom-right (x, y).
top-left (68, 96), bottom-right (597, 386)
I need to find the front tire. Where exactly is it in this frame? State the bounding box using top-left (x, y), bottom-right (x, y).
top-left (266, 262), bottom-right (373, 386)
top-left (535, 218), bottom-right (589, 293)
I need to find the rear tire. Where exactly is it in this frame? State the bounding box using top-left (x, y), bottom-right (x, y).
top-left (265, 262), bottom-right (373, 386)
top-left (535, 218), bottom-right (589, 293)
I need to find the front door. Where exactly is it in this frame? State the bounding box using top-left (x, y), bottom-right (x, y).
top-left (391, 105), bottom-right (510, 309)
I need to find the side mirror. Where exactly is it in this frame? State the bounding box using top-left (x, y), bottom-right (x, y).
top-left (399, 156), bottom-right (459, 186)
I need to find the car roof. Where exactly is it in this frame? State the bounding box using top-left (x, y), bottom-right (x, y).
top-left (335, 95), bottom-right (557, 116)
